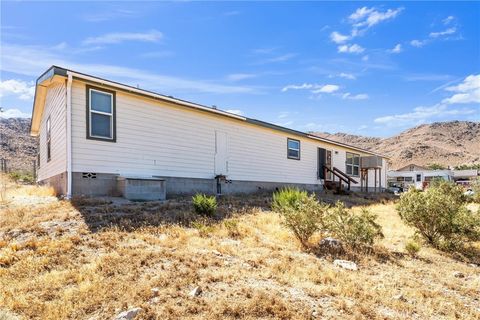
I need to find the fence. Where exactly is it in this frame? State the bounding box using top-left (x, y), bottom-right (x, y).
top-left (0, 158), bottom-right (37, 182)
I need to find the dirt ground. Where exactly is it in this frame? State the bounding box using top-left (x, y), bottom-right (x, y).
top-left (0, 182), bottom-right (479, 320)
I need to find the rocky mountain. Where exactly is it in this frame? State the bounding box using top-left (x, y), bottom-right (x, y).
top-left (314, 121), bottom-right (480, 170)
top-left (0, 118), bottom-right (37, 173)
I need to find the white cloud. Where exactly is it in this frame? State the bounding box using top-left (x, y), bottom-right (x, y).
top-left (312, 84), bottom-right (340, 94)
top-left (225, 109), bottom-right (243, 115)
top-left (282, 83), bottom-right (339, 94)
top-left (349, 7), bottom-right (403, 28)
top-left (338, 44), bottom-right (365, 54)
top-left (82, 8), bottom-right (139, 22)
top-left (329, 6), bottom-right (402, 47)
top-left (282, 83), bottom-right (316, 92)
top-left (429, 27), bottom-right (456, 38)
top-left (342, 93), bottom-right (369, 100)
top-left (362, 55), bottom-right (369, 61)
top-left (330, 31), bottom-right (350, 44)
top-left (390, 43), bottom-right (402, 53)
top-left (278, 111), bottom-right (290, 119)
top-left (0, 108), bottom-right (31, 118)
top-left (227, 73), bottom-right (257, 81)
top-left (410, 39), bottom-right (427, 47)
top-left (83, 30), bottom-right (163, 45)
top-left (374, 104), bottom-right (475, 126)
top-left (375, 74), bottom-right (479, 127)
top-left (442, 16), bottom-right (455, 25)
top-left (1, 43), bottom-right (255, 95)
top-left (262, 53), bottom-right (297, 63)
top-left (338, 73), bottom-right (356, 80)
top-left (0, 79), bottom-right (35, 100)
top-left (442, 74), bottom-right (480, 104)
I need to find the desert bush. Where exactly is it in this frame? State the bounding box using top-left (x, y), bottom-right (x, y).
top-left (397, 180), bottom-right (480, 250)
top-left (324, 202), bottom-right (384, 248)
top-left (191, 221), bottom-right (215, 237)
top-left (405, 239), bottom-right (421, 256)
top-left (471, 178), bottom-right (480, 203)
top-left (272, 188), bottom-right (327, 248)
top-left (8, 171), bottom-right (34, 184)
top-left (192, 194), bottom-right (217, 216)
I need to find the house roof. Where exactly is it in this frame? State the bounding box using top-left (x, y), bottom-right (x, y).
top-left (31, 65), bottom-right (389, 159)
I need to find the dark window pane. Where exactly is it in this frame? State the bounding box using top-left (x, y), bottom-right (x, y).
top-left (91, 90), bottom-right (112, 113)
top-left (346, 165), bottom-right (353, 175)
top-left (288, 140), bottom-right (299, 150)
top-left (353, 166), bottom-right (359, 176)
top-left (288, 149), bottom-right (299, 159)
top-left (91, 113), bottom-right (112, 138)
top-left (346, 153), bottom-right (353, 164)
top-left (353, 156), bottom-right (360, 165)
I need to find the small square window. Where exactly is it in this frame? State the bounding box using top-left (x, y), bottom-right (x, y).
top-left (287, 138), bottom-right (300, 160)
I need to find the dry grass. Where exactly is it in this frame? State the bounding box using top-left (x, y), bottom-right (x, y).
top-left (0, 186), bottom-right (479, 319)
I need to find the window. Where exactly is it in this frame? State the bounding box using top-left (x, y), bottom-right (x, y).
top-left (46, 117), bottom-right (51, 162)
top-left (346, 152), bottom-right (360, 176)
top-left (416, 174), bottom-right (421, 182)
top-left (87, 86), bottom-right (116, 141)
top-left (287, 138), bottom-right (300, 160)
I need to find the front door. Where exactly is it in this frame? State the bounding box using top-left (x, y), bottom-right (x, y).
top-left (214, 131), bottom-right (228, 175)
top-left (318, 148), bottom-right (333, 180)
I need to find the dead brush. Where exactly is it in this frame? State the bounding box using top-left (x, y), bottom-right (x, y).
top-left (222, 218), bottom-right (242, 238)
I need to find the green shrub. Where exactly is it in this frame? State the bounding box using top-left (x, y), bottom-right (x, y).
top-left (192, 194), bottom-right (217, 216)
top-left (324, 202), bottom-right (383, 248)
top-left (272, 188), bottom-right (327, 248)
top-left (397, 180), bottom-right (480, 250)
top-left (404, 240), bottom-right (421, 256)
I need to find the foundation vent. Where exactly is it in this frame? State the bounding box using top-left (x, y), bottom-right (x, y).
top-left (82, 172), bottom-right (97, 179)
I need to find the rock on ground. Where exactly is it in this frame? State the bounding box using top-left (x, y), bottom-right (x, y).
top-left (333, 259), bottom-right (358, 271)
top-left (113, 307), bottom-right (142, 320)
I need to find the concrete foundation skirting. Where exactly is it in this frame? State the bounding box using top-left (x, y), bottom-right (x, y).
top-left (38, 171), bottom-right (67, 196)
top-left (72, 172), bottom-right (121, 197)
top-left (69, 172), bottom-right (323, 198)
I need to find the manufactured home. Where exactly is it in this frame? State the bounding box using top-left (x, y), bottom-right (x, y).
top-left (31, 66), bottom-right (388, 200)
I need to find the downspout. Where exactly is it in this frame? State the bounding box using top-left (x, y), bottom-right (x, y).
top-left (66, 73), bottom-right (73, 198)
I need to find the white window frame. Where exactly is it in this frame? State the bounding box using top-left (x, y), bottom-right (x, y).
top-left (89, 88), bottom-right (114, 140)
top-left (287, 138), bottom-right (300, 160)
top-left (346, 152), bottom-right (360, 177)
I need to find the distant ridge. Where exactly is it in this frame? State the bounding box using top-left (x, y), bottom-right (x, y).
top-left (312, 121), bottom-right (480, 169)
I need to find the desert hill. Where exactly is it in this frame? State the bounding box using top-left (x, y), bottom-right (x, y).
top-left (314, 121), bottom-right (480, 169)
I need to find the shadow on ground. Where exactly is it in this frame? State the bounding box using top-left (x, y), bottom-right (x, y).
top-left (71, 191), bottom-right (397, 233)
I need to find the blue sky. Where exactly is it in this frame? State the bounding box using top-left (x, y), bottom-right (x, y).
top-left (1, 1), bottom-right (479, 137)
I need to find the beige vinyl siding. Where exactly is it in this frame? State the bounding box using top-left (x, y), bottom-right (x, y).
top-left (37, 82), bottom-right (67, 181)
top-left (71, 80), bottom-right (386, 188)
